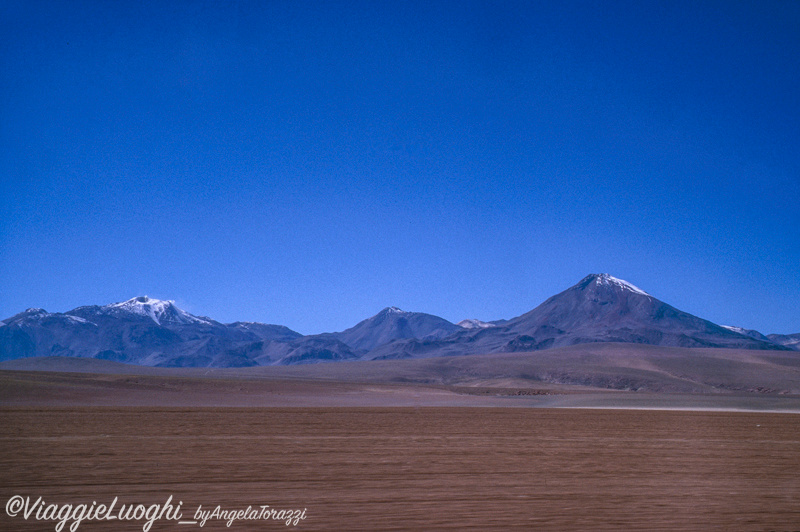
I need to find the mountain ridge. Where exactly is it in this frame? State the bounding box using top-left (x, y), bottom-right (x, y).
top-left (321, 306), bottom-right (462, 352)
top-left (1, 274), bottom-right (795, 367)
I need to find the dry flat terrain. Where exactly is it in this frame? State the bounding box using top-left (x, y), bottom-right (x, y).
top-left (2, 345), bottom-right (800, 530)
top-left (4, 343), bottom-right (800, 411)
top-left (5, 342), bottom-right (800, 396)
top-left (1, 407), bottom-right (800, 531)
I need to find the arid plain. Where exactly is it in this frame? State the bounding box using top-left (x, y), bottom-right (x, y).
top-left (2, 346), bottom-right (800, 531)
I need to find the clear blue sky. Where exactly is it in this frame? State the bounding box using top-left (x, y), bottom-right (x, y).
top-left (1, 0), bottom-right (798, 335)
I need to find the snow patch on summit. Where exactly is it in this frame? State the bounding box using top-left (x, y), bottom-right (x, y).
top-left (103, 296), bottom-right (211, 326)
top-left (721, 325), bottom-right (768, 341)
top-left (594, 274), bottom-right (651, 297)
top-left (722, 325), bottom-right (748, 334)
top-left (64, 315), bottom-right (93, 325)
top-left (457, 319), bottom-right (496, 329)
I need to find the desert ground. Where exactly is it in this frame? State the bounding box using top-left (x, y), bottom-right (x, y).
top-left (2, 346), bottom-right (800, 530)
top-left (2, 407), bottom-right (800, 531)
top-left (3, 343), bottom-right (800, 410)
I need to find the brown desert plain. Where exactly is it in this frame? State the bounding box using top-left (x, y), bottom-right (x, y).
top-left (2, 344), bottom-right (800, 531)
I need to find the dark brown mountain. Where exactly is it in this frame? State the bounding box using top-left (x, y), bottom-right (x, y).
top-left (321, 306), bottom-right (461, 352)
top-left (363, 274), bottom-right (787, 359)
top-left (0, 275), bottom-right (792, 367)
top-left (500, 273), bottom-right (783, 350)
top-left (767, 333), bottom-right (800, 351)
top-left (0, 297), bottom-right (304, 367)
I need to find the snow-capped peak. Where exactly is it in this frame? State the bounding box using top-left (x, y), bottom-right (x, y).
top-left (385, 307), bottom-right (406, 314)
top-left (592, 273), bottom-right (651, 297)
top-left (8, 308), bottom-right (51, 322)
top-left (103, 296), bottom-right (211, 326)
top-left (720, 325), bottom-right (768, 341)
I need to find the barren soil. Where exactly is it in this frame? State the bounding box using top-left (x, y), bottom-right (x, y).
top-left (2, 407), bottom-right (800, 531)
top-left (5, 342), bottom-right (800, 396)
top-left (2, 347), bottom-right (800, 530)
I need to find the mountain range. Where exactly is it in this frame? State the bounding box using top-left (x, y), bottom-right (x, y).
top-left (1, 274), bottom-right (795, 367)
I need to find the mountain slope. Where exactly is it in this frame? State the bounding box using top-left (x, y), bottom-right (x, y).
top-left (363, 274), bottom-right (787, 359)
top-left (501, 273), bottom-right (781, 350)
top-left (0, 298), bottom-right (305, 367)
top-left (721, 325), bottom-right (771, 343)
top-left (0, 276), bottom-right (792, 367)
top-left (457, 319), bottom-right (497, 329)
top-left (95, 296), bottom-right (213, 326)
top-left (767, 333), bottom-right (800, 351)
top-left (328, 307), bottom-right (461, 351)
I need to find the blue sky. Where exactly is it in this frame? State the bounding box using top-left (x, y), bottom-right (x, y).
top-left (1, 0), bottom-right (798, 335)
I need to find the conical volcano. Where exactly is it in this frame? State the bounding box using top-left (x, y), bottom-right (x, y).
top-left (500, 273), bottom-right (781, 351)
